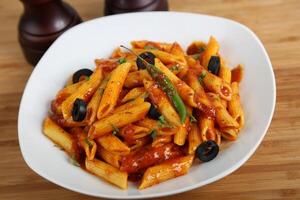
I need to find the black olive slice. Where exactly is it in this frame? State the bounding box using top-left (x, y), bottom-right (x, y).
top-left (207, 56), bottom-right (220, 75)
top-left (136, 52), bottom-right (156, 69)
top-left (148, 104), bottom-right (161, 120)
top-left (72, 98), bottom-right (87, 122)
top-left (196, 140), bottom-right (219, 162)
top-left (72, 68), bottom-right (93, 83)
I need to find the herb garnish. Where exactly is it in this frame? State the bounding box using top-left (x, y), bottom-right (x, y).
top-left (150, 129), bottom-right (157, 139)
top-left (111, 124), bottom-right (119, 135)
top-left (118, 57), bottom-right (127, 64)
top-left (198, 71), bottom-right (207, 86)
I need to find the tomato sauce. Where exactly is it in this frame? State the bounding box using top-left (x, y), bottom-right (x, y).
top-left (120, 143), bottom-right (183, 174)
top-left (120, 124), bottom-right (136, 145)
top-left (221, 86), bottom-right (230, 97)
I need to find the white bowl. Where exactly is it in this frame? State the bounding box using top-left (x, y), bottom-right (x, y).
top-left (18, 12), bottom-right (276, 199)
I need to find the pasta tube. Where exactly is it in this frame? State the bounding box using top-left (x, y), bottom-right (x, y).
top-left (85, 158), bottom-right (128, 189)
top-left (89, 102), bottom-right (151, 138)
top-left (96, 134), bottom-right (130, 155)
top-left (139, 155), bottom-right (194, 189)
top-left (228, 82), bottom-right (245, 130)
top-left (97, 62), bottom-right (131, 119)
top-left (144, 80), bottom-right (181, 126)
top-left (43, 117), bottom-right (74, 155)
top-left (61, 67), bottom-right (103, 119)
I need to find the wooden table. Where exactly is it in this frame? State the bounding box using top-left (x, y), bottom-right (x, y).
top-left (1, 0), bottom-right (299, 199)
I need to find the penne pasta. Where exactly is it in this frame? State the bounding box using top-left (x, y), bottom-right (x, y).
top-left (121, 87), bottom-right (146, 103)
top-left (169, 42), bottom-right (188, 77)
top-left (155, 58), bottom-right (196, 107)
top-left (228, 82), bottom-right (245, 130)
top-left (131, 40), bottom-right (173, 52)
top-left (97, 62), bottom-right (131, 119)
top-left (144, 80), bottom-right (181, 126)
top-left (50, 114), bottom-right (88, 128)
top-left (139, 155), bottom-right (194, 189)
top-left (86, 76), bottom-right (110, 125)
top-left (96, 134), bottom-right (130, 155)
top-left (198, 113), bottom-right (219, 143)
top-left (43, 117), bottom-right (74, 155)
top-left (219, 64), bottom-right (232, 84)
top-left (186, 41), bottom-right (206, 55)
top-left (124, 69), bottom-right (152, 88)
top-left (174, 106), bottom-right (191, 146)
top-left (231, 64), bottom-right (244, 83)
top-left (219, 127), bottom-right (238, 141)
top-left (97, 146), bottom-right (121, 168)
top-left (201, 36), bottom-right (220, 68)
top-left (89, 102), bottom-right (151, 138)
top-left (70, 127), bottom-right (97, 160)
top-left (207, 93), bottom-right (239, 128)
top-left (44, 37), bottom-right (246, 189)
top-left (85, 158), bottom-right (128, 189)
top-left (186, 70), bottom-right (215, 118)
top-left (200, 67), bottom-right (232, 101)
top-left (61, 67), bottom-right (103, 120)
top-left (133, 48), bottom-right (184, 66)
top-left (136, 118), bottom-right (177, 136)
top-left (188, 123), bottom-right (202, 154)
top-left (112, 97), bottom-right (145, 114)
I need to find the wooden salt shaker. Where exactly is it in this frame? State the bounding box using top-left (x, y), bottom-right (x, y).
top-left (18, 0), bottom-right (82, 66)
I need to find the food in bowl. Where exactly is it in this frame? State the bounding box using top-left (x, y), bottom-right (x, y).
top-left (43, 36), bottom-right (245, 189)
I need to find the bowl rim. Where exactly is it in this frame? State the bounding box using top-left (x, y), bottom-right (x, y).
top-left (18, 11), bottom-right (276, 199)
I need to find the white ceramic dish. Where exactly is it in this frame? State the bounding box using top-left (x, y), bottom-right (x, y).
top-left (18, 12), bottom-right (276, 199)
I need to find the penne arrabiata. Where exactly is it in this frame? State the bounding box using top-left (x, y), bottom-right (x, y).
top-left (43, 37), bottom-right (245, 189)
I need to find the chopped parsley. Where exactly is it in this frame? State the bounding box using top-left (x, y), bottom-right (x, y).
top-left (118, 57), bottom-right (127, 64)
top-left (198, 46), bottom-right (206, 53)
top-left (111, 124), bottom-right (119, 135)
top-left (150, 129), bottom-right (157, 139)
top-left (85, 76), bottom-right (90, 81)
top-left (158, 115), bottom-right (166, 125)
top-left (190, 114), bottom-right (197, 123)
top-left (84, 138), bottom-right (93, 149)
top-left (198, 71), bottom-right (207, 86)
top-left (169, 65), bottom-right (180, 72)
top-left (192, 53), bottom-right (201, 60)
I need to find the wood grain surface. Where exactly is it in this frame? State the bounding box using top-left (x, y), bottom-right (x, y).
top-left (0, 0), bottom-right (299, 199)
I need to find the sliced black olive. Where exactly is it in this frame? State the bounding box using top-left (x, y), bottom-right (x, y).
top-left (72, 98), bottom-right (87, 122)
top-left (148, 104), bottom-right (161, 120)
top-left (207, 56), bottom-right (220, 75)
top-left (72, 68), bottom-right (93, 83)
top-left (196, 140), bottom-right (219, 162)
top-left (136, 52), bottom-right (156, 69)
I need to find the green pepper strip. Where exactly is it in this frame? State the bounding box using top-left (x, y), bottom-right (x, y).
top-left (146, 63), bottom-right (187, 123)
top-left (119, 45), bottom-right (187, 123)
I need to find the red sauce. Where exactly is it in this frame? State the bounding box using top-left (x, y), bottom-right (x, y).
top-left (194, 94), bottom-right (216, 119)
top-left (120, 124), bottom-right (136, 145)
top-left (69, 127), bottom-right (86, 167)
top-left (96, 59), bottom-right (118, 73)
top-left (50, 114), bottom-right (68, 127)
top-left (120, 143), bottom-right (183, 174)
top-left (221, 86), bottom-right (230, 97)
top-left (148, 83), bottom-right (165, 105)
top-left (128, 173), bottom-right (143, 182)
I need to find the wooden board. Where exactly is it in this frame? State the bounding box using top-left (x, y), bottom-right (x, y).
top-left (0, 0), bottom-right (299, 199)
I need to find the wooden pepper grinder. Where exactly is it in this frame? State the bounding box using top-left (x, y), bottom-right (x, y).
top-left (104, 0), bottom-right (169, 15)
top-left (18, 0), bottom-right (82, 66)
